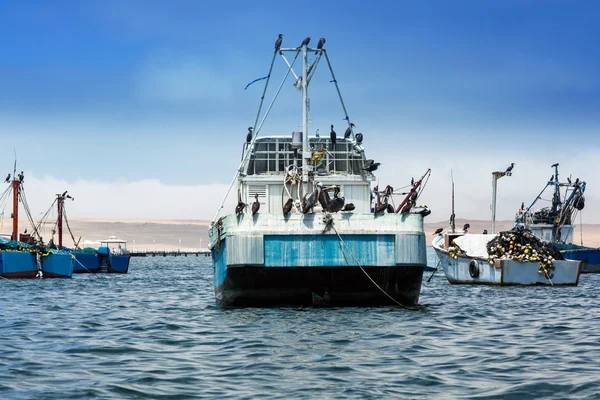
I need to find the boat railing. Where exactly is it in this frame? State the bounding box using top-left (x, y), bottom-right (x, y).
top-left (245, 138), bottom-right (364, 176)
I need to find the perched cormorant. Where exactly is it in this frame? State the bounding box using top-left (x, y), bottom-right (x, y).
top-left (4, 173), bottom-right (10, 183)
top-left (24, 228), bottom-right (27, 234)
top-left (246, 127), bottom-right (253, 143)
top-left (374, 202), bottom-right (388, 213)
top-left (341, 203), bottom-right (355, 212)
top-left (283, 198), bottom-right (293, 216)
top-left (344, 123), bottom-right (355, 139)
top-left (316, 128), bottom-right (320, 138)
top-left (302, 183), bottom-right (322, 214)
top-left (252, 194), bottom-right (260, 216)
top-left (300, 37), bottom-right (311, 48)
top-left (315, 38), bottom-right (326, 54)
top-left (505, 163), bottom-right (515, 174)
top-left (326, 187), bottom-right (345, 213)
top-left (18, 171), bottom-right (24, 182)
top-left (411, 177), bottom-right (415, 186)
top-left (355, 133), bottom-right (363, 144)
top-left (363, 162), bottom-right (380, 172)
top-left (386, 204), bottom-right (395, 213)
top-left (318, 188), bottom-right (331, 209)
top-left (463, 223), bottom-right (470, 232)
top-left (567, 177), bottom-right (572, 184)
top-left (330, 125), bottom-right (336, 150)
top-left (235, 201), bottom-right (246, 216)
top-left (400, 199), bottom-right (414, 214)
top-left (433, 228), bottom-right (443, 235)
top-left (274, 34), bottom-right (283, 51)
top-left (483, 229), bottom-right (488, 234)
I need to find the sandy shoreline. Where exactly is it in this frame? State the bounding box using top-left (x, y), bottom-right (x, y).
top-left (4, 217), bottom-right (599, 250)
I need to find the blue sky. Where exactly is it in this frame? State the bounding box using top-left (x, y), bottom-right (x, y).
top-left (0, 1), bottom-right (599, 221)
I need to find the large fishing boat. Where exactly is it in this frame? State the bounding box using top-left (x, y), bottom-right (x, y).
top-left (515, 163), bottom-right (600, 273)
top-left (208, 36), bottom-right (430, 307)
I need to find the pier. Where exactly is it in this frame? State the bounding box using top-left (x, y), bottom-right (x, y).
top-left (129, 249), bottom-right (210, 257)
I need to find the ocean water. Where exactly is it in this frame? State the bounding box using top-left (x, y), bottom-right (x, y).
top-left (1, 249), bottom-right (600, 399)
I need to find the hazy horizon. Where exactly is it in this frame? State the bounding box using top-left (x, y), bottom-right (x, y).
top-left (1, 1), bottom-right (598, 223)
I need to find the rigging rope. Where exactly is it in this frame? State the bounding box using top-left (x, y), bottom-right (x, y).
top-left (63, 208), bottom-right (80, 249)
top-left (212, 51), bottom-right (300, 223)
top-left (328, 219), bottom-right (405, 308)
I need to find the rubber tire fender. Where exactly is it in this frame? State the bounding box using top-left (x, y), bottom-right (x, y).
top-left (469, 260), bottom-right (480, 278)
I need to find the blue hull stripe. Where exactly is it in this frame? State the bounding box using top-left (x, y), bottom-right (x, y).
top-left (264, 234), bottom-right (396, 267)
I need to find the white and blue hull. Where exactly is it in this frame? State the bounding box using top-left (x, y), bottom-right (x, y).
top-left (432, 235), bottom-right (581, 286)
top-left (209, 212), bottom-right (427, 306)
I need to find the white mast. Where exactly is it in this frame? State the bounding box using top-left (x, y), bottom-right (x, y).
top-left (301, 43), bottom-right (310, 192)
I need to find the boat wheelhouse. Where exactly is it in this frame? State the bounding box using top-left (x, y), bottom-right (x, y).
top-left (208, 36), bottom-right (429, 307)
top-left (515, 163), bottom-right (599, 273)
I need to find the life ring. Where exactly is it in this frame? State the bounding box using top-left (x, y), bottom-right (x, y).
top-left (469, 260), bottom-right (480, 278)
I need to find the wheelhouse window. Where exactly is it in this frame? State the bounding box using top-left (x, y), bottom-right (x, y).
top-left (245, 137), bottom-right (364, 175)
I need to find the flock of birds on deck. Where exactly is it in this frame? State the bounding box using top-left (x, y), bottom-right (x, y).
top-left (235, 183), bottom-right (355, 218)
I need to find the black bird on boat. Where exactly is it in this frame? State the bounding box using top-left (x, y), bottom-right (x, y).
top-left (315, 38), bottom-right (326, 54)
top-left (326, 187), bottom-right (345, 213)
top-left (274, 34), bottom-right (283, 51)
top-left (374, 202), bottom-right (388, 213)
top-left (252, 194), bottom-right (260, 216)
top-left (299, 37), bottom-right (311, 48)
top-left (463, 223), bottom-right (470, 232)
top-left (386, 204), bottom-right (395, 213)
top-left (330, 125), bottom-right (336, 150)
top-left (355, 133), bottom-right (363, 144)
top-left (4, 173), bottom-right (10, 183)
top-left (318, 188), bottom-right (331, 209)
top-left (433, 228), bottom-right (443, 235)
top-left (283, 198), bottom-right (293, 216)
top-left (483, 229), bottom-right (488, 234)
top-left (344, 123), bottom-right (355, 139)
top-left (341, 203), bottom-right (355, 212)
top-left (302, 184), bottom-right (322, 214)
top-left (363, 162), bottom-right (380, 172)
top-left (246, 127), bottom-right (253, 143)
top-left (235, 201), bottom-right (246, 216)
top-left (505, 163), bottom-right (515, 175)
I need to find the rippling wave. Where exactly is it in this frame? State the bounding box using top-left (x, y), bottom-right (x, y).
top-left (1, 249), bottom-right (599, 399)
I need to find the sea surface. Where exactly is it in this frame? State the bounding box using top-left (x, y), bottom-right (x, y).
top-left (1, 248), bottom-right (600, 399)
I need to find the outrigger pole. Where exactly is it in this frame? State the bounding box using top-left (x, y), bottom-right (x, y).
top-left (395, 169), bottom-right (431, 214)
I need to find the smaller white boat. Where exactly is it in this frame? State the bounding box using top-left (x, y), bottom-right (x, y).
top-left (432, 232), bottom-right (581, 286)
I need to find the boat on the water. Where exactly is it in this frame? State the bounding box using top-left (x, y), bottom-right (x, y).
top-left (208, 36), bottom-right (430, 307)
top-left (72, 236), bottom-right (131, 273)
top-left (0, 174), bottom-right (72, 278)
top-left (432, 165), bottom-right (581, 286)
top-left (515, 163), bottom-right (600, 273)
top-left (432, 230), bottom-right (581, 286)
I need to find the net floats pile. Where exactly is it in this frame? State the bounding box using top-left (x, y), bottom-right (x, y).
top-left (486, 227), bottom-right (563, 278)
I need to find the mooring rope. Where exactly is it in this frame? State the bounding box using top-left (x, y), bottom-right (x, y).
top-left (328, 220), bottom-right (405, 307)
top-left (70, 253), bottom-right (103, 278)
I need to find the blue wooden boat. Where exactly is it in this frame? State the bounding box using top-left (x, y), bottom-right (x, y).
top-left (0, 241), bottom-right (38, 278)
top-left (72, 237), bottom-right (130, 274)
top-left (515, 163), bottom-right (600, 273)
top-left (0, 176), bottom-right (40, 278)
top-left (40, 250), bottom-right (73, 278)
top-left (208, 36), bottom-right (430, 307)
